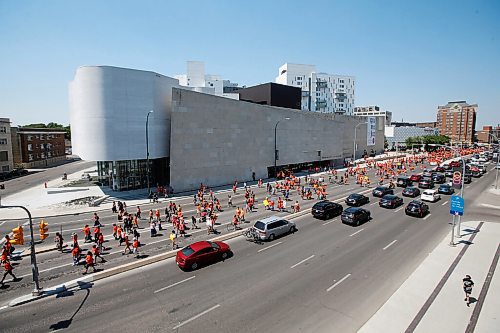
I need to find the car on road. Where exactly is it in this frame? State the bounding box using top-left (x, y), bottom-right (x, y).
top-left (431, 173), bottom-right (446, 184)
top-left (176, 241), bottom-right (231, 271)
top-left (410, 174), bottom-right (422, 182)
top-left (444, 170), bottom-right (454, 178)
top-left (397, 176), bottom-right (412, 187)
top-left (402, 186), bottom-right (421, 198)
top-left (422, 170), bottom-right (433, 178)
top-left (379, 194), bottom-right (404, 209)
top-left (345, 193), bottom-right (370, 207)
top-left (418, 178), bottom-right (434, 189)
top-left (421, 189), bottom-right (440, 202)
top-left (311, 200), bottom-right (343, 220)
top-left (470, 167), bottom-right (482, 178)
top-left (341, 207), bottom-right (371, 226)
top-left (372, 186), bottom-right (394, 198)
top-left (495, 164), bottom-right (500, 169)
top-left (438, 184), bottom-right (455, 195)
top-left (253, 216), bottom-right (296, 241)
top-left (434, 166), bottom-right (445, 173)
top-left (450, 161), bottom-right (461, 168)
top-left (405, 200), bottom-right (430, 218)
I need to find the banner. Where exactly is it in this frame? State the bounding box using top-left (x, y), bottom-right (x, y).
top-left (367, 117), bottom-right (376, 146)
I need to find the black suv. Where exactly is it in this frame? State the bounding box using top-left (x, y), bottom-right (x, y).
top-left (345, 193), bottom-right (369, 207)
top-left (311, 201), bottom-right (343, 220)
top-left (405, 200), bottom-right (430, 218)
top-left (341, 207), bottom-right (371, 226)
top-left (379, 195), bottom-right (404, 209)
top-left (418, 178), bottom-right (434, 189)
top-left (431, 173), bottom-right (446, 184)
top-left (402, 186), bottom-right (420, 198)
top-left (397, 176), bottom-right (412, 188)
top-left (372, 186), bottom-right (394, 198)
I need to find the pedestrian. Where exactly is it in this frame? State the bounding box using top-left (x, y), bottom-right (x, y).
top-left (83, 224), bottom-right (91, 243)
top-left (150, 220), bottom-right (157, 237)
top-left (0, 259), bottom-right (18, 284)
top-left (122, 234), bottom-right (132, 255)
top-left (169, 230), bottom-right (177, 250)
top-left (72, 246), bottom-right (81, 266)
top-left (463, 275), bottom-right (474, 306)
top-left (132, 238), bottom-right (140, 258)
top-left (83, 251), bottom-right (97, 274)
top-left (92, 245), bottom-right (105, 263)
top-left (54, 232), bottom-right (64, 252)
top-left (112, 201), bottom-right (117, 213)
top-left (136, 206), bottom-right (141, 219)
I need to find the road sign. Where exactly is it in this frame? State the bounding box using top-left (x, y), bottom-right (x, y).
top-left (450, 195), bottom-right (464, 216)
top-left (453, 171), bottom-right (462, 185)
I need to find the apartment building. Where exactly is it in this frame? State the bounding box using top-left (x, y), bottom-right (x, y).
top-left (354, 106), bottom-right (392, 126)
top-left (11, 127), bottom-right (67, 168)
top-left (0, 118), bottom-right (14, 173)
top-left (436, 101), bottom-right (477, 144)
top-left (275, 63), bottom-right (355, 115)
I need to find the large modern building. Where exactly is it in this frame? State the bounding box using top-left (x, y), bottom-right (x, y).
top-left (437, 101), bottom-right (477, 144)
top-left (70, 66), bottom-right (383, 192)
top-left (354, 106), bottom-right (392, 126)
top-left (275, 63), bottom-right (355, 115)
top-left (0, 118), bottom-right (14, 174)
top-left (236, 83), bottom-right (301, 110)
top-left (385, 125), bottom-right (439, 150)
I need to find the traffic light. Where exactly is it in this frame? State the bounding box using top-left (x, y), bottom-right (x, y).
top-left (39, 220), bottom-right (49, 241)
top-left (11, 226), bottom-right (24, 245)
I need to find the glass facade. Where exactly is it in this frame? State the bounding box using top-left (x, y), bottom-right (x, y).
top-left (97, 157), bottom-right (169, 191)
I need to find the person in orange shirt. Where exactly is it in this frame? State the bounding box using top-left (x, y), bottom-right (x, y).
top-left (82, 225), bottom-right (91, 243)
top-left (0, 260), bottom-right (18, 284)
top-left (72, 246), bottom-right (81, 266)
top-left (92, 244), bottom-right (105, 263)
top-left (132, 238), bottom-right (140, 258)
top-left (83, 251), bottom-right (96, 274)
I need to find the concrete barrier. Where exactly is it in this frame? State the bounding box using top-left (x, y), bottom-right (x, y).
top-left (89, 195), bottom-right (110, 207)
top-left (46, 187), bottom-right (89, 194)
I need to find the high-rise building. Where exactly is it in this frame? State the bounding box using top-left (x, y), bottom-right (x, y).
top-left (354, 106), bottom-right (391, 126)
top-left (275, 63), bottom-right (355, 115)
top-left (436, 101), bottom-right (477, 144)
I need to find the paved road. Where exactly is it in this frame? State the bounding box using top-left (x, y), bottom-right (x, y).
top-left (0, 160), bottom-right (95, 198)
top-left (0, 162), bottom-right (496, 332)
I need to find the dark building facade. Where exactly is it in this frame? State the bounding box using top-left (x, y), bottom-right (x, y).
top-left (11, 127), bottom-right (67, 168)
top-left (237, 83), bottom-right (301, 110)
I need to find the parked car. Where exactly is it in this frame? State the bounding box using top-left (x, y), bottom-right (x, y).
top-left (463, 174), bottom-right (472, 184)
top-left (410, 174), bottom-right (422, 182)
top-left (176, 241), bottom-right (231, 271)
top-left (341, 207), bottom-right (371, 226)
top-left (422, 170), bottom-right (433, 178)
top-left (421, 189), bottom-right (441, 202)
top-left (444, 170), bottom-right (454, 178)
top-left (450, 161), bottom-right (461, 168)
top-left (372, 186), bottom-right (394, 198)
top-left (431, 173), bottom-right (446, 184)
top-left (345, 193), bottom-right (370, 207)
top-left (252, 216), bottom-right (296, 241)
top-left (438, 184), bottom-right (455, 195)
top-left (402, 186), bottom-right (420, 198)
top-left (435, 166), bottom-right (445, 172)
top-left (311, 201), bottom-right (343, 220)
top-left (405, 200), bottom-right (430, 218)
top-left (397, 176), bottom-right (412, 188)
top-left (418, 178), bottom-right (434, 189)
top-left (379, 194), bottom-right (404, 209)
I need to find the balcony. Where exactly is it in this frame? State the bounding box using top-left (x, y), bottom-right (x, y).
top-left (316, 79), bottom-right (328, 89)
top-left (335, 92), bottom-right (347, 101)
top-left (316, 100), bottom-right (327, 109)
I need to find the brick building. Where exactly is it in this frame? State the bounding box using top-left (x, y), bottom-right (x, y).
top-left (0, 118), bottom-right (14, 173)
top-left (436, 101), bottom-right (477, 144)
top-left (11, 127), bottom-right (67, 168)
top-left (476, 125), bottom-right (500, 143)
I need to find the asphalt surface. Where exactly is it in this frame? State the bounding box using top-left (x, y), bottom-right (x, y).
top-left (0, 161), bottom-right (497, 332)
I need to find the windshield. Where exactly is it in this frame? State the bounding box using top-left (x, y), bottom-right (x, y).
top-left (254, 221), bottom-right (265, 230)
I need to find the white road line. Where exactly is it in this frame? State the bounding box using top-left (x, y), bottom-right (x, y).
top-left (154, 276), bottom-right (196, 293)
top-left (394, 207), bottom-right (404, 212)
top-left (290, 255), bottom-right (315, 269)
top-left (0, 305), bottom-right (7, 311)
top-left (322, 219), bottom-right (337, 225)
top-left (383, 240), bottom-right (397, 250)
top-left (423, 214), bottom-right (432, 220)
top-left (257, 241), bottom-right (282, 253)
top-left (326, 273), bottom-right (351, 292)
top-left (349, 228), bottom-right (364, 237)
top-left (441, 200), bottom-right (449, 206)
top-left (370, 202), bottom-right (378, 206)
top-left (172, 304), bottom-right (220, 330)
top-left (466, 185), bottom-right (471, 188)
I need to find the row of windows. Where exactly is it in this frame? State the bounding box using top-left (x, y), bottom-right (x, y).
top-left (27, 134), bottom-right (61, 141)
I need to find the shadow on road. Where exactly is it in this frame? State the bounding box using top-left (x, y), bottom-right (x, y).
top-left (49, 280), bottom-right (93, 331)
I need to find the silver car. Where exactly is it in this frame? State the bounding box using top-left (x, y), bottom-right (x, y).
top-left (252, 216), bottom-right (296, 241)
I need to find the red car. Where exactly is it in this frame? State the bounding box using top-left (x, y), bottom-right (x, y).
top-left (450, 161), bottom-right (461, 167)
top-left (410, 174), bottom-right (422, 182)
top-left (176, 241), bottom-right (231, 271)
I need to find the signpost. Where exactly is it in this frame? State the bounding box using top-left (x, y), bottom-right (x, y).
top-left (449, 195), bottom-right (464, 246)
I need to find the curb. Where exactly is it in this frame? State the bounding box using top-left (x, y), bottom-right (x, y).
top-left (19, 244), bottom-right (68, 258)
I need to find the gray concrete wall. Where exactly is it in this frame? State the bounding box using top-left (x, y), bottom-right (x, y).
top-left (170, 88), bottom-right (384, 192)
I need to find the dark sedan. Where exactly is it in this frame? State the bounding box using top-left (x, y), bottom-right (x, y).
top-left (311, 201), bottom-right (343, 220)
top-left (438, 184), bottom-right (455, 195)
top-left (372, 186), bottom-right (394, 198)
top-left (341, 207), bottom-right (371, 226)
top-left (379, 194), bottom-right (404, 209)
top-left (345, 193), bottom-right (370, 207)
top-left (435, 166), bottom-right (445, 172)
top-left (402, 186), bottom-right (420, 197)
top-left (431, 173), bottom-right (446, 184)
top-left (418, 178), bottom-right (434, 189)
top-left (405, 200), bottom-right (430, 218)
top-left (445, 170), bottom-right (454, 178)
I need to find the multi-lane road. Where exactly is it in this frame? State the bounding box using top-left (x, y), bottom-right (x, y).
top-left (0, 159), bottom-right (497, 332)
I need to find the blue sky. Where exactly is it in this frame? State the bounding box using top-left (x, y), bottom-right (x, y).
top-left (1, 0), bottom-right (499, 128)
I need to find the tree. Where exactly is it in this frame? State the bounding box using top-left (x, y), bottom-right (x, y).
top-left (22, 122), bottom-right (71, 140)
top-left (405, 135), bottom-right (450, 151)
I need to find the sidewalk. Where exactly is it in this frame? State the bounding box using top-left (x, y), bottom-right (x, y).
top-left (358, 221), bottom-right (500, 333)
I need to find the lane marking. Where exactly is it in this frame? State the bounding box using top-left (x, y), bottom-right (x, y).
top-left (394, 207), bottom-right (404, 212)
top-left (322, 219), bottom-right (337, 225)
top-left (349, 228), bottom-right (364, 237)
top-left (441, 200), bottom-right (449, 206)
top-left (257, 241), bottom-right (283, 253)
top-left (154, 276), bottom-right (196, 293)
top-left (480, 203), bottom-right (500, 210)
top-left (290, 255), bottom-right (315, 269)
top-left (0, 305), bottom-right (7, 311)
top-left (370, 202), bottom-right (378, 206)
top-left (423, 214), bottom-right (431, 220)
top-left (466, 185), bottom-right (471, 188)
top-left (383, 240), bottom-right (397, 250)
top-left (326, 273), bottom-right (351, 292)
top-left (172, 304), bottom-right (220, 330)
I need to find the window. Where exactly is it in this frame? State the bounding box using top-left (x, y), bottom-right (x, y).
top-left (0, 151), bottom-right (7, 161)
top-left (296, 76), bottom-right (302, 80)
top-left (40, 135), bottom-right (45, 140)
top-left (27, 135), bottom-right (33, 141)
top-left (2, 165), bottom-right (9, 172)
top-left (0, 127), bottom-right (6, 133)
top-left (0, 138), bottom-right (7, 145)
top-left (28, 154), bottom-right (33, 161)
top-left (28, 144), bottom-right (33, 151)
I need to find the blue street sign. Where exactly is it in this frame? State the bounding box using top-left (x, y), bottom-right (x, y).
top-left (450, 195), bottom-right (464, 216)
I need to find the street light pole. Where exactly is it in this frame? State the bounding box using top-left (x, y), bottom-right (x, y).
top-left (274, 118), bottom-right (290, 178)
top-left (0, 205), bottom-right (41, 295)
top-left (146, 110), bottom-right (154, 195)
top-left (488, 133), bottom-right (499, 190)
top-left (353, 122), bottom-right (368, 162)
